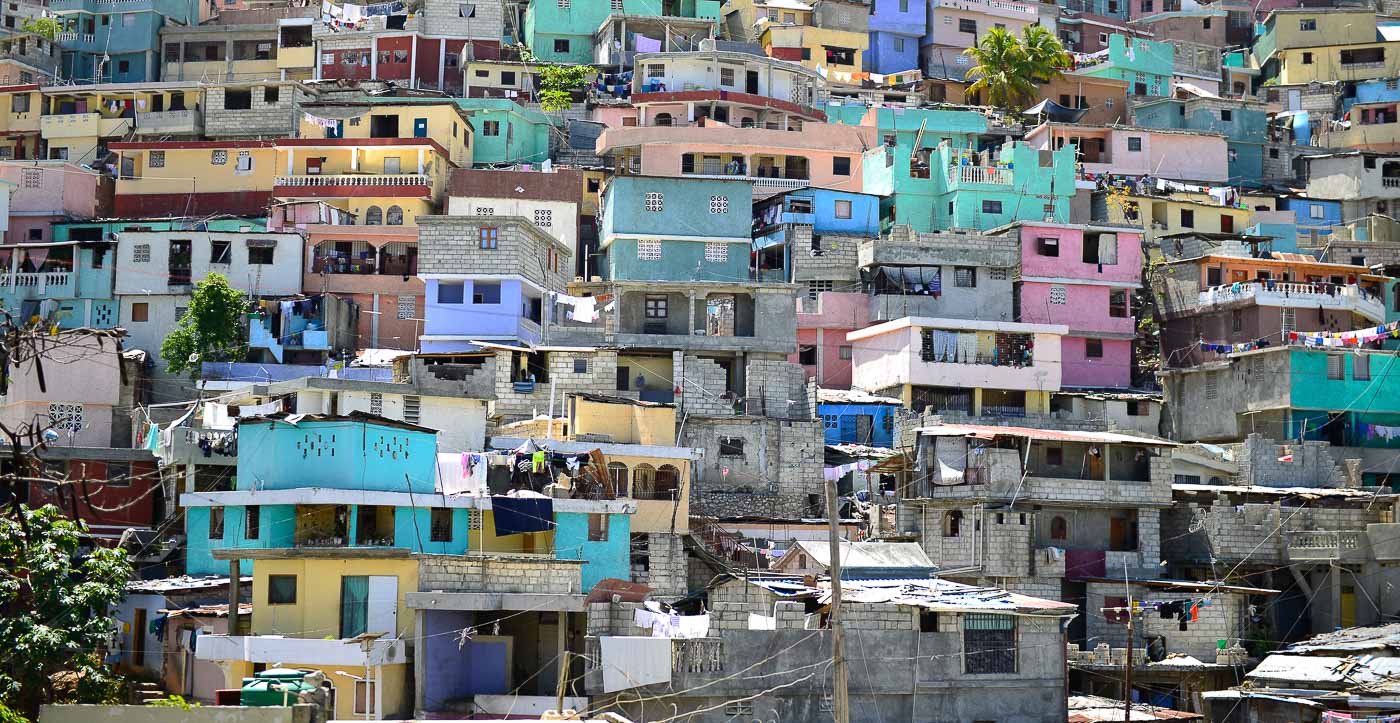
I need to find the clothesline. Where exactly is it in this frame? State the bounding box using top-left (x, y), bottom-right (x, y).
top-left (1199, 320), bottom-right (1400, 356)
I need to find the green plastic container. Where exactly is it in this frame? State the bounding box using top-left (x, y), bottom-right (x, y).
top-left (239, 668), bottom-right (317, 707)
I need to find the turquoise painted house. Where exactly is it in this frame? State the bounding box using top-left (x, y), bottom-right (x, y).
top-left (523, 0), bottom-right (720, 63)
top-left (1074, 34), bottom-right (1174, 98)
top-left (50, 0), bottom-right (205, 82)
top-left (1132, 96), bottom-right (1269, 186)
top-left (455, 99), bottom-right (555, 166)
top-left (935, 141), bottom-right (1076, 231)
top-left (1285, 350), bottom-right (1400, 462)
top-left (600, 175), bottom-right (753, 282)
top-left (52, 217), bottom-right (267, 241)
top-left (182, 415), bottom-right (633, 590)
top-left (0, 239), bottom-right (118, 329)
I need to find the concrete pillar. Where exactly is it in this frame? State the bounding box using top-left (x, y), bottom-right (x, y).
top-left (416, 147), bottom-right (424, 175)
top-left (227, 559), bottom-right (241, 635)
top-left (408, 41), bottom-right (417, 89)
top-left (184, 463), bottom-right (196, 494)
top-left (313, 40), bottom-right (323, 80)
top-left (370, 35), bottom-right (378, 78)
top-left (285, 147), bottom-right (294, 175)
top-left (412, 609), bottom-right (425, 716)
top-left (1330, 564), bottom-right (1342, 631)
top-left (815, 327), bottom-right (824, 384)
top-left (371, 293), bottom-right (380, 346)
top-left (438, 39), bottom-right (445, 90)
top-left (556, 611), bottom-right (568, 694)
top-left (351, 146), bottom-right (359, 172)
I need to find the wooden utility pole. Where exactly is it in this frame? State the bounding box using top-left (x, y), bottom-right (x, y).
top-left (825, 479), bottom-right (850, 723)
top-left (1123, 599), bottom-right (1134, 722)
top-left (227, 559), bottom-right (241, 636)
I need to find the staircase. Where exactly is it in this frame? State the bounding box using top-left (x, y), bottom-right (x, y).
top-left (688, 516), bottom-right (752, 570)
top-left (131, 681), bottom-right (165, 705)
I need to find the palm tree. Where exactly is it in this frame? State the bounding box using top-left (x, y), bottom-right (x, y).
top-left (963, 25), bottom-right (1072, 112)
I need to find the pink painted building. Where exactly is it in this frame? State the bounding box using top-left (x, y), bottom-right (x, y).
top-left (0, 161), bottom-right (111, 243)
top-left (1023, 122), bottom-right (1230, 183)
top-left (999, 221), bottom-right (1144, 388)
top-left (791, 291), bottom-right (870, 388)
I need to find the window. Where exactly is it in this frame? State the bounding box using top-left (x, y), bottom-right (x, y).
top-left (1109, 289), bottom-right (1129, 318)
top-left (364, 206), bottom-right (383, 225)
top-left (899, 0), bottom-right (909, 9)
top-left (637, 240), bottom-right (661, 260)
top-left (920, 610), bottom-right (938, 632)
top-left (1299, 18), bottom-right (1316, 30)
top-left (430, 508), bottom-right (452, 542)
top-left (211, 150), bottom-right (227, 165)
top-left (267, 574), bottom-right (296, 604)
top-left (397, 296), bottom-right (415, 320)
top-left (1352, 255), bottom-right (1366, 266)
top-left (236, 152), bottom-right (253, 173)
top-left (720, 67), bottom-right (735, 86)
top-left (130, 302), bottom-right (149, 322)
top-left (26, 229), bottom-right (41, 242)
top-left (1036, 237), bottom-right (1059, 256)
top-left (954, 266), bottom-right (976, 287)
top-left (588, 513), bottom-right (609, 541)
top-left (117, 60), bottom-right (129, 74)
top-left (894, 37), bottom-right (905, 52)
top-left (482, 120), bottom-right (500, 136)
top-left (437, 282), bottom-right (465, 304)
top-left (224, 89), bottom-right (252, 110)
top-left (1269, 147), bottom-right (1280, 159)
top-left (534, 208), bottom-right (552, 227)
top-left (839, 345), bottom-right (852, 360)
top-left (964, 614), bottom-right (1016, 674)
top-left (1220, 109), bottom-right (1232, 122)
top-left (10, 93), bottom-right (27, 114)
top-left (1050, 516), bottom-right (1067, 541)
top-left (1127, 137), bottom-right (1142, 152)
top-left (1049, 285), bottom-right (1067, 305)
top-left (1355, 355), bottom-right (1372, 381)
top-left (705, 243), bottom-right (728, 262)
top-left (386, 206), bottom-right (404, 225)
top-left (958, 17), bottom-right (976, 33)
top-left (132, 243), bottom-right (152, 263)
top-left (353, 680), bottom-right (376, 717)
top-left (611, 0), bottom-right (623, 9)
top-left (943, 510), bottom-right (962, 537)
top-left (210, 239), bottom-right (231, 264)
top-left (573, 359), bottom-right (588, 374)
top-left (1046, 447), bottom-right (1063, 465)
top-left (19, 168), bottom-right (39, 189)
top-left (1281, 308), bottom-right (1296, 334)
top-left (645, 295), bottom-right (668, 318)
top-left (1328, 354), bottom-right (1344, 380)
top-left (834, 199), bottom-right (852, 219)
top-left (1180, 209), bottom-right (1195, 228)
top-left (472, 282), bottom-right (501, 304)
top-left (719, 437), bottom-right (745, 457)
top-left (248, 246), bottom-right (274, 264)
top-left (982, 200), bottom-right (1002, 214)
top-left (833, 157), bottom-right (851, 175)
top-left (710, 195), bottom-right (729, 214)
top-left (479, 228), bottom-right (498, 249)
top-left (644, 192), bottom-right (664, 211)
top-left (245, 506), bottom-right (261, 538)
top-left (148, 150), bottom-right (165, 168)
top-left (209, 508), bottom-right (224, 539)
top-left (1302, 51), bottom-right (1313, 65)
top-left (1232, 310), bottom-right (1242, 332)
top-left (499, 71), bottom-right (516, 85)
top-left (554, 39), bottom-right (570, 54)
top-left (1086, 339), bottom-right (1104, 358)
top-left (798, 345), bottom-right (817, 365)
top-left (264, 86), bottom-right (279, 104)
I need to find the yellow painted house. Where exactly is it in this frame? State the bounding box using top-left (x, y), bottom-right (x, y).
top-left (0, 84), bottom-right (43, 160)
top-left (109, 140), bottom-right (277, 217)
top-left (1256, 9), bottom-right (1400, 85)
top-left (201, 550), bottom-right (417, 721)
top-left (41, 83), bottom-right (204, 164)
top-left (1101, 191), bottom-right (1257, 250)
top-left (759, 24), bottom-right (867, 76)
top-left (275, 101), bottom-right (471, 224)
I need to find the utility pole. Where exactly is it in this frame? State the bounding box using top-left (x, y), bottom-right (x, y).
top-left (825, 478), bottom-right (850, 723)
top-left (1122, 584), bottom-right (1134, 722)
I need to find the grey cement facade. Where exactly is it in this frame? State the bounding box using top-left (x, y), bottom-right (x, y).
top-left (204, 83), bottom-right (313, 139)
top-left (791, 227), bottom-right (862, 283)
top-left (417, 215), bottom-right (573, 292)
top-left (860, 226), bottom-right (1019, 323)
top-left (682, 415), bottom-right (824, 520)
top-left (1159, 351), bottom-right (1293, 442)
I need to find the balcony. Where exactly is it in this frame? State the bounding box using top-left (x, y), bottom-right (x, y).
top-left (1197, 281), bottom-right (1385, 323)
top-left (1384, 178), bottom-right (1400, 188)
top-left (159, 427), bottom-right (238, 467)
top-left (134, 109), bottom-right (202, 136)
top-left (1287, 530), bottom-right (1370, 561)
top-left (687, 172), bottom-right (810, 191)
top-left (54, 32), bottom-right (95, 43)
top-left (275, 174), bottom-right (432, 198)
top-left (277, 45), bottom-right (315, 69)
top-left (40, 113), bottom-right (131, 139)
top-left (948, 165), bottom-right (1013, 187)
top-left (196, 634), bottom-right (408, 666)
top-left (4, 271), bottom-right (72, 293)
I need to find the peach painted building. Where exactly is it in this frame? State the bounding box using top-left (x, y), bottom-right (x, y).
top-left (303, 224), bottom-right (422, 352)
top-left (595, 121), bottom-right (888, 196)
top-left (0, 160), bottom-right (110, 243)
top-left (792, 290), bottom-right (870, 388)
top-left (996, 221), bottom-right (1144, 389)
top-left (1023, 122), bottom-right (1230, 183)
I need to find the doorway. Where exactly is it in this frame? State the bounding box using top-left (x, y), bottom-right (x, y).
top-left (131, 607), bottom-right (148, 669)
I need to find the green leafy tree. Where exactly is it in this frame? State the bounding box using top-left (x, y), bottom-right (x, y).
top-left (160, 273), bottom-right (247, 378)
top-left (964, 26), bottom-right (1071, 112)
top-left (520, 46), bottom-right (593, 113)
top-left (19, 18), bottom-right (60, 41)
top-left (0, 506), bottom-right (132, 720)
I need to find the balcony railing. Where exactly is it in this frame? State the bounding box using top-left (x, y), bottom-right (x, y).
top-left (310, 256), bottom-right (417, 276)
top-left (685, 172), bottom-right (810, 190)
top-left (949, 165), bottom-right (1013, 185)
top-left (6, 271), bottom-right (71, 291)
top-left (275, 174), bottom-right (430, 188)
top-left (1198, 281), bottom-right (1385, 321)
top-left (135, 109), bottom-right (201, 135)
top-left (1384, 177), bottom-right (1400, 188)
top-left (55, 32), bottom-right (96, 43)
top-left (672, 639), bottom-right (724, 674)
top-left (1287, 530), bottom-right (1367, 561)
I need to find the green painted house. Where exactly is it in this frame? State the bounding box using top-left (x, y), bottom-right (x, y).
top-left (1074, 34), bottom-right (1174, 97)
top-left (524, 0), bottom-right (721, 63)
top-left (454, 99), bottom-right (555, 166)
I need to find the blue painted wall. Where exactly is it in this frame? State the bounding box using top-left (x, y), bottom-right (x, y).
top-left (604, 237), bottom-right (749, 282)
top-left (392, 506), bottom-right (472, 554)
top-left (601, 176), bottom-right (753, 282)
top-left (1278, 197), bottom-right (1342, 245)
top-left (808, 188), bottom-right (884, 236)
top-left (554, 511), bottom-right (630, 592)
top-left (236, 418), bottom-right (438, 493)
top-left (1342, 79), bottom-right (1400, 115)
top-left (423, 277), bottom-right (538, 350)
top-left (0, 243), bottom-right (118, 329)
top-left (818, 403), bottom-right (899, 447)
top-left (868, 0), bottom-right (925, 73)
top-left (185, 503), bottom-right (295, 576)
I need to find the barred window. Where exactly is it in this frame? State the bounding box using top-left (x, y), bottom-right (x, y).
top-left (704, 242), bottom-right (728, 262)
top-left (807, 279), bottom-right (833, 300)
top-left (211, 150), bottom-right (227, 165)
top-left (534, 208), bottom-right (552, 227)
top-left (709, 195), bottom-right (728, 213)
top-left (644, 192), bottom-right (663, 211)
top-left (954, 266), bottom-right (976, 287)
top-left (1049, 285), bottom-right (1067, 304)
top-left (396, 295), bottom-right (415, 320)
top-left (637, 240), bottom-right (661, 260)
top-left (430, 508), bottom-right (452, 542)
top-left (369, 392), bottom-right (383, 416)
top-left (963, 614), bottom-right (1016, 674)
top-left (148, 150), bottom-right (165, 168)
top-left (20, 168), bottom-right (40, 188)
top-left (133, 244), bottom-right (151, 263)
top-left (988, 268), bottom-right (1008, 281)
top-left (558, 0), bottom-right (569, 7)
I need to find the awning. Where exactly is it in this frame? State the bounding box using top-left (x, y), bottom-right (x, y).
top-left (1023, 98), bottom-right (1089, 124)
top-left (872, 265), bottom-right (941, 294)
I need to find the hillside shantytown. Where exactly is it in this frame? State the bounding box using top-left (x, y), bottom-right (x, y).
top-left (3, 0), bottom-right (1400, 720)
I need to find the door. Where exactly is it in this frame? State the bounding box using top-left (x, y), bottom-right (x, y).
top-left (1288, 89), bottom-right (1302, 110)
top-left (413, 117), bottom-right (428, 137)
top-left (1341, 586), bottom-right (1358, 628)
top-left (382, 156), bottom-right (401, 174)
top-left (131, 607), bottom-right (148, 669)
top-left (745, 70), bottom-right (759, 94)
top-left (616, 365), bottom-right (630, 391)
top-left (1109, 516), bottom-right (1129, 551)
top-left (1221, 215), bottom-right (1234, 233)
top-left (855, 414), bottom-right (873, 444)
top-left (366, 575), bottom-right (398, 635)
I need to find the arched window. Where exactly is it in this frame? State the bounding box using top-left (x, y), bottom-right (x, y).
top-left (740, 117), bottom-right (755, 128)
top-left (653, 113), bottom-right (673, 126)
top-left (943, 510), bottom-right (963, 538)
top-left (607, 462), bottom-right (628, 497)
top-left (1050, 515), bottom-right (1068, 541)
top-left (655, 464), bottom-right (681, 500)
top-left (364, 206), bottom-right (383, 225)
top-left (632, 464), bottom-right (657, 500)
top-left (386, 205), bottom-right (404, 225)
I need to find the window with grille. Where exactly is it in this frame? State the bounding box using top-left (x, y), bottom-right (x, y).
top-left (645, 64), bottom-right (664, 79)
top-left (1204, 375), bottom-right (1218, 399)
top-left (644, 295), bottom-right (668, 318)
top-left (369, 392), bottom-right (383, 416)
top-left (133, 244), bottom-right (151, 263)
top-left (20, 168), bottom-right (39, 188)
top-left (637, 240), bottom-right (661, 260)
top-left (954, 267), bottom-right (976, 287)
top-left (430, 508), bottom-right (452, 542)
top-left (1354, 355), bottom-right (1371, 381)
top-left (1049, 285), bottom-right (1067, 304)
top-left (1109, 289), bottom-right (1129, 317)
top-left (211, 150), bottom-right (227, 165)
top-left (149, 151), bottom-right (165, 168)
top-left (1328, 355), bottom-right (1345, 380)
top-left (807, 280), bottom-right (834, 300)
top-left (720, 67), bottom-right (734, 86)
top-left (988, 268), bottom-right (1007, 281)
top-left (709, 195), bottom-right (728, 213)
top-left (964, 614), bottom-right (1016, 674)
top-left (534, 208), bottom-right (552, 227)
top-left (397, 295), bottom-right (415, 320)
top-left (479, 227), bottom-right (498, 249)
top-left (1281, 308), bottom-right (1295, 334)
top-left (705, 243), bottom-right (728, 262)
top-left (644, 192), bottom-right (663, 211)
top-left (612, 0), bottom-right (623, 8)
top-left (557, 0), bottom-right (569, 7)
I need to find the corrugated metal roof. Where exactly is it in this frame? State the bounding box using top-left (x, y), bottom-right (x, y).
top-left (913, 423), bottom-right (1176, 447)
top-left (785, 541), bottom-right (934, 570)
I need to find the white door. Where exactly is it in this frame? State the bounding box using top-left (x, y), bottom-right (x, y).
top-left (366, 576), bottom-right (398, 635)
top-left (382, 156), bottom-right (401, 174)
top-left (1287, 89), bottom-right (1301, 111)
